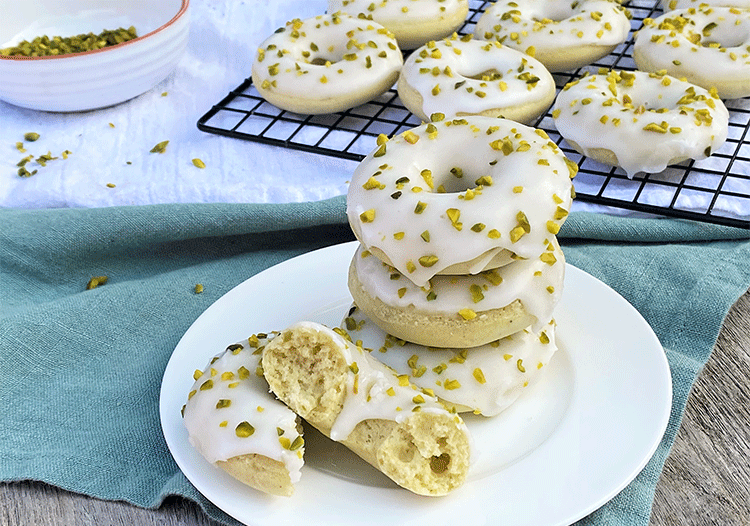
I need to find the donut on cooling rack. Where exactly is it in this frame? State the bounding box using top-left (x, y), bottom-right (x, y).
top-left (552, 69), bottom-right (729, 177)
top-left (346, 115), bottom-right (576, 289)
top-left (633, 6), bottom-right (750, 99)
top-left (182, 334), bottom-right (304, 497)
top-left (397, 34), bottom-right (556, 124)
top-left (473, 0), bottom-right (632, 72)
top-left (342, 305), bottom-right (559, 417)
top-left (329, 0), bottom-right (470, 50)
top-left (251, 12), bottom-right (403, 115)
top-left (347, 234), bottom-right (565, 348)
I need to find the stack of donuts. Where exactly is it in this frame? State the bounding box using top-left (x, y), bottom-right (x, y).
top-left (182, 0), bottom-right (749, 502)
top-left (345, 113), bottom-right (575, 417)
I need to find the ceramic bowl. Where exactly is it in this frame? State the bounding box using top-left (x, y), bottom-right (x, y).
top-left (0, 0), bottom-right (189, 112)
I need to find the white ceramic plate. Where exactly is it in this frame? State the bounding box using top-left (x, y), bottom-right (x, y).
top-left (160, 241), bottom-right (672, 526)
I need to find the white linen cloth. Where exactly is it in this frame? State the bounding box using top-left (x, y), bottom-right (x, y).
top-left (1, 0), bottom-right (748, 221)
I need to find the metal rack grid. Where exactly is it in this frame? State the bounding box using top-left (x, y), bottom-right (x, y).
top-left (197, 0), bottom-right (750, 229)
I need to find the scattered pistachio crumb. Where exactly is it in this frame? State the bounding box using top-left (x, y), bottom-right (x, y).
top-left (192, 158), bottom-right (206, 169)
top-left (86, 276), bottom-right (108, 290)
top-left (194, 284), bottom-right (204, 294)
top-left (150, 140), bottom-right (169, 154)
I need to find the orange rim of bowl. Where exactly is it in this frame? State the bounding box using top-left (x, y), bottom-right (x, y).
top-left (0, 0), bottom-right (189, 61)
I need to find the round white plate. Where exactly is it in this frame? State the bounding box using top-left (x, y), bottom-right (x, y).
top-left (160, 241), bottom-right (672, 526)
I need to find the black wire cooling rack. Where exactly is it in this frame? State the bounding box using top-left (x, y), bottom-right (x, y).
top-left (197, 0), bottom-right (750, 229)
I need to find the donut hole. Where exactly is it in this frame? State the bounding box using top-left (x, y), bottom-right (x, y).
top-left (532, 3), bottom-right (576, 23)
top-left (463, 68), bottom-right (504, 82)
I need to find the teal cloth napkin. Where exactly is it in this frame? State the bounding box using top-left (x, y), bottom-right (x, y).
top-left (1, 197), bottom-right (749, 525)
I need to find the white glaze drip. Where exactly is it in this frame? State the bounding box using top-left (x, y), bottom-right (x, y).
top-left (353, 239), bottom-right (564, 331)
top-left (474, 0), bottom-right (631, 52)
top-left (553, 70), bottom-right (729, 177)
top-left (182, 335), bottom-right (304, 483)
top-left (634, 6), bottom-right (750, 99)
top-left (251, 12), bottom-right (403, 101)
top-left (346, 115), bottom-right (574, 288)
top-left (398, 35), bottom-right (555, 120)
top-left (343, 306), bottom-right (558, 416)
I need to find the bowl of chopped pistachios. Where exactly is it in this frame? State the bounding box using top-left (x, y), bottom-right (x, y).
top-left (0, 0), bottom-right (189, 112)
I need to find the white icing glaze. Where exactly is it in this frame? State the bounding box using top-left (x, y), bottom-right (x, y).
top-left (397, 34), bottom-right (555, 122)
top-left (343, 305), bottom-right (558, 416)
top-left (352, 239), bottom-right (564, 332)
top-left (330, 0), bottom-right (468, 24)
top-left (633, 6), bottom-right (750, 99)
top-left (251, 12), bottom-right (403, 113)
top-left (662, 0), bottom-right (750, 9)
top-left (552, 69), bottom-right (729, 177)
top-left (346, 115), bottom-right (575, 288)
top-left (329, 0), bottom-right (469, 49)
top-left (474, 0), bottom-right (631, 70)
top-left (182, 334), bottom-right (304, 483)
top-left (288, 321), bottom-right (465, 442)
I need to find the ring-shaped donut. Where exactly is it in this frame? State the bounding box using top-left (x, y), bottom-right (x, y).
top-left (346, 115), bottom-right (576, 288)
top-left (397, 34), bottom-right (556, 123)
top-left (329, 0), bottom-right (469, 50)
top-left (251, 12), bottom-right (403, 115)
top-left (342, 305), bottom-right (558, 416)
top-left (347, 235), bottom-right (564, 348)
top-left (474, 0), bottom-right (632, 72)
top-left (634, 6), bottom-right (750, 99)
top-left (552, 69), bottom-right (729, 177)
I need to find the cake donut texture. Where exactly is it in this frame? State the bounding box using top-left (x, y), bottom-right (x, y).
top-left (474, 0), bottom-right (632, 72)
top-left (182, 334), bottom-right (304, 497)
top-left (342, 305), bottom-right (558, 416)
top-left (633, 6), bottom-right (750, 99)
top-left (552, 69), bottom-right (729, 177)
top-left (397, 34), bottom-right (556, 124)
top-left (348, 238), bottom-right (564, 348)
top-left (329, 0), bottom-right (470, 50)
top-left (261, 321), bottom-right (471, 496)
top-left (346, 115), bottom-right (576, 288)
top-left (251, 12), bottom-right (403, 115)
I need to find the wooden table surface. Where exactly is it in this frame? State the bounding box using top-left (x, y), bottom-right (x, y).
top-left (2, 289), bottom-right (748, 526)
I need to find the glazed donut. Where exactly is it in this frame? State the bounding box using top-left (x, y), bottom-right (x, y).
top-left (261, 321), bottom-right (471, 496)
top-left (182, 333), bottom-right (304, 497)
top-left (346, 115), bottom-right (576, 288)
top-left (342, 305), bottom-right (558, 416)
top-left (397, 34), bottom-right (556, 124)
top-left (662, 0), bottom-right (750, 9)
top-left (474, 0), bottom-right (632, 72)
top-left (348, 238), bottom-right (565, 348)
top-left (552, 69), bottom-right (729, 177)
top-left (251, 12), bottom-right (403, 115)
top-left (329, 0), bottom-right (469, 50)
top-left (633, 6), bottom-right (750, 99)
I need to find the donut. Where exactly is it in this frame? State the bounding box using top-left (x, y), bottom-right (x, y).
top-left (552, 69), bottom-right (729, 177)
top-left (662, 0), bottom-right (750, 9)
top-left (329, 0), bottom-right (469, 50)
top-left (182, 333), bottom-right (304, 497)
top-left (474, 0), bottom-right (632, 72)
top-left (397, 34), bottom-right (556, 124)
top-left (251, 12), bottom-right (403, 115)
top-left (633, 6), bottom-right (750, 99)
top-left (342, 305), bottom-right (558, 416)
top-left (348, 237), bottom-right (564, 348)
top-left (261, 321), bottom-right (471, 496)
top-left (346, 115), bottom-right (576, 289)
